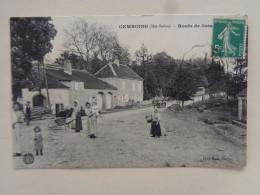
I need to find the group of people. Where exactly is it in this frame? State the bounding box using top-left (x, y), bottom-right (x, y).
top-left (68, 101), bottom-right (99, 139)
top-left (12, 97), bottom-right (164, 157)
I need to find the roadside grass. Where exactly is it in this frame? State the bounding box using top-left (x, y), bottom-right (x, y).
top-left (165, 98), bottom-right (238, 124)
top-left (163, 98), bottom-right (246, 147)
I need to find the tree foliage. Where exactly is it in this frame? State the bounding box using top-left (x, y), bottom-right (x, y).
top-left (10, 17), bottom-right (57, 99)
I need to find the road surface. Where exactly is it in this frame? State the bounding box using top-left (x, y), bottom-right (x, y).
top-left (14, 104), bottom-right (246, 168)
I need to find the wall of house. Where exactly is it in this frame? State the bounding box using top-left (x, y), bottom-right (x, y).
top-left (83, 89), bottom-right (117, 110)
top-left (22, 88), bottom-right (70, 115)
top-left (61, 81), bottom-right (117, 110)
top-left (99, 77), bottom-right (143, 106)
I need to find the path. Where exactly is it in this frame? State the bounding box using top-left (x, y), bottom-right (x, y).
top-left (13, 100), bottom-right (245, 168)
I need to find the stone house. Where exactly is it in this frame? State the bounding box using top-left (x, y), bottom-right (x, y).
top-left (22, 62), bottom-right (117, 115)
top-left (95, 59), bottom-right (144, 106)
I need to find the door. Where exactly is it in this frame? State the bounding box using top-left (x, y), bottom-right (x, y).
top-left (33, 94), bottom-right (47, 107)
top-left (97, 93), bottom-right (103, 110)
top-left (106, 93), bottom-right (112, 109)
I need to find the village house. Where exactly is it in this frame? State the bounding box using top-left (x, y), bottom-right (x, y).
top-left (21, 60), bottom-right (144, 115)
top-left (22, 61), bottom-right (117, 115)
top-left (95, 59), bottom-right (144, 106)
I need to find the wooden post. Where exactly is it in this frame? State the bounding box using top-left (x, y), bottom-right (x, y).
top-left (42, 60), bottom-right (51, 109)
top-left (238, 97), bottom-right (242, 121)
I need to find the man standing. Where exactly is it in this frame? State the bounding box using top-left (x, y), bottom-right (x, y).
top-left (90, 102), bottom-right (99, 138)
top-left (25, 101), bottom-right (31, 126)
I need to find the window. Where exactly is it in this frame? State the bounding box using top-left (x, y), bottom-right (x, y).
top-left (138, 83), bottom-right (141, 92)
top-left (123, 94), bottom-right (126, 102)
top-left (132, 94), bottom-right (136, 101)
top-left (138, 94), bottom-right (141, 101)
top-left (122, 81), bottom-right (126, 91)
top-left (75, 82), bottom-right (79, 91)
top-left (132, 83), bottom-right (135, 91)
top-left (117, 94), bottom-right (120, 104)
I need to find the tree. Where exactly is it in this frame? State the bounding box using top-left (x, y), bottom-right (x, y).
top-left (10, 17), bottom-right (57, 100)
top-left (134, 44), bottom-right (154, 99)
top-left (111, 43), bottom-right (131, 66)
top-left (55, 51), bottom-right (87, 70)
top-left (92, 24), bottom-right (119, 62)
top-left (63, 19), bottom-right (129, 72)
top-left (166, 68), bottom-right (198, 112)
top-left (153, 52), bottom-right (178, 96)
top-left (206, 59), bottom-right (226, 94)
top-left (64, 19), bottom-right (97, 66)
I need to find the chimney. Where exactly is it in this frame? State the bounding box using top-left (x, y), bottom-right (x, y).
top-left (64, 60), bottom-right (72, 75)
top-left (113, 59), bottom-right (120, 67)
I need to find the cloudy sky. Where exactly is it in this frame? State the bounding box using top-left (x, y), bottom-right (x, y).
top-left (45, 15), bottom-right (216, 63)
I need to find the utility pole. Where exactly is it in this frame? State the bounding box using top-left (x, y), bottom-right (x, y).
top-left (42, 60), bottom-right (51, 109)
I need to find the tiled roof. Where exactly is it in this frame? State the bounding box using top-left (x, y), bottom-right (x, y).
top-left (95, 63), bottom-right (143, 81)
top-left (46, 68), bottom-right (117, 90)
top-left (42, 75), bottom-right (69, 89)
top-left (237, 88), bottom-right (247, 96)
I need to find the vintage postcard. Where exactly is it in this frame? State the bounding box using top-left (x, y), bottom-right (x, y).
top-left (10, 15), bottom-right (248, 168)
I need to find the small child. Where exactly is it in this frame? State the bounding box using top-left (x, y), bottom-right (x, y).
top-left (91, 102), bottom-right (99, 117)
top-left (33, 126), bottom-right (43, 156)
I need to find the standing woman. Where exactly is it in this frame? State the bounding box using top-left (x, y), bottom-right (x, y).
top-left (12, 102), bottom-right (24, 156)
top-left (71, 102), bottom-right (82, 132)
top-left (84, 102), bottom-right (93, 137)
top-left (150, 108), bottom-right (162, 138)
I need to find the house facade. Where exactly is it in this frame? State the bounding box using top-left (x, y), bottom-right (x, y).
top-left (22, 62), bottom-right (117, 115)
top-left (95, 59), bottom-right (144, 106)
top-left (21, 60), bottom-right (143, 115)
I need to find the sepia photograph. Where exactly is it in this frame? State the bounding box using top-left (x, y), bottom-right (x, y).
top-left (10, 15), bottom-right (248, 169)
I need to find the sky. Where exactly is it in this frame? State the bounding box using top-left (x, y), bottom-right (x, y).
top-left (45, 15), bottom-right (216, 63)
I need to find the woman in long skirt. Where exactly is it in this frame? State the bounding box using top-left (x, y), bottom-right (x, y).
top-left (150, 108), bottom-right (162, 138)
top-left (71, 102), bottom-right (82, 132)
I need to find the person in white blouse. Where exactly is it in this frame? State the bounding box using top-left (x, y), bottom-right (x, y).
top-left (150, 108), bottom-right (162, 138)
top-left (12, 102), bottom-right (24, 156)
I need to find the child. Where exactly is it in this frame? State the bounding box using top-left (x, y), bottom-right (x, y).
top-left (91, 102), bottom-right (99, 117)
top-left (33, 126), bottom-right (43, 156)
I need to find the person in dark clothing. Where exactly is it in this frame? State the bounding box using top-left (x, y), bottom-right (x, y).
top-left (71, 102), bottom-right (82, 132)
top-left (150, 108), bottom-right (162, 138)
top-left (25, 101), bottom-right (31, 126)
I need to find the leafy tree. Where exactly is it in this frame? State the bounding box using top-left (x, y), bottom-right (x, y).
top-left (206, 59), bottom-right (226, 94)
top-left (166, 68), bottom-right (198, 112)
top-left (111, 43), bottom-right (131, 66)
top-left (10, 17), bottom-right (57, 100)
top-left (54, 51), bottom-right (87, 70)
top-left (153, 52), bottom-right (177, 96)
top-left (90, 54), bottom-right (107, 74)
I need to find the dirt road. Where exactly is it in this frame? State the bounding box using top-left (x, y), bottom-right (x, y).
top-left (14, 105), bottom-right (246, 168)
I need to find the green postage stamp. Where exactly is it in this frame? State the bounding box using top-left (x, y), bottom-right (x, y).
top-left (211, 17), bottom-right (247, 59)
